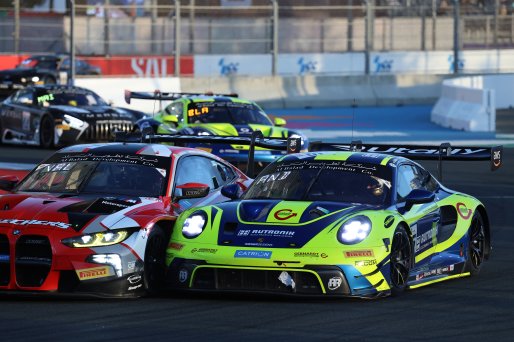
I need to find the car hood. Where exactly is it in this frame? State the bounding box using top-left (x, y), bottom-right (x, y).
top-left (211, 199), bottom-right (375, 248)
top-left (49, 105), bottom-right (139, 120)
top-left (0, 193), bottom-right (157, 233)
top-left (0, 68), bottom-right (36, 81)
top-left (190, 123), bottom-right (289, 138)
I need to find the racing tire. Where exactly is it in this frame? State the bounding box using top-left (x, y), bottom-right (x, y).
top-left (390, 225), bottom-right (413, 296)
top-left (143, 226), bottom-right (168, 296)
top-left (465, 211), bottom-right (486, 276)
top-left (39, 115), bottom-right (54, 148)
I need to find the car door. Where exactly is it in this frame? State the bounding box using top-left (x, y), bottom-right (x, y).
top-left (172, 155), bottom-right (235, 211)
top-left (396, 163), bottom-right (441, 265)
top-left (1, 88), bottom-right (38, 141)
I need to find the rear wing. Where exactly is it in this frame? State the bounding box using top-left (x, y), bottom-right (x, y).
top-left (114, 130), bottom-right (301, 177)
top-left (309, 140), bottom-right (503, 180)
top-left (124, 90), bottom-right (238, 104)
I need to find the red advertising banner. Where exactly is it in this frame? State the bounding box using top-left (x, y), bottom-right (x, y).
top-left (0, 55), bottom-right (194, 77)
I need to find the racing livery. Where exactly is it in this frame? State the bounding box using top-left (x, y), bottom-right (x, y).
top-left (0, 85), bottom-right (147, 148)
top-left (124, 90), bottom-right (308, 168)
top-left (0, 141), bottom-right (250, 297)
top-left (165, 142), bottom-right (502, 298)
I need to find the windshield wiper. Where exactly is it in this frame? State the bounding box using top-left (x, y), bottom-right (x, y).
top-left (300, 165), bottom-right (326, 201)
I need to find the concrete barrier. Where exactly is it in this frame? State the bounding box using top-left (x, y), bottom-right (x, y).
top-left (75, 74), bottom-right (447, 113)
top-left (430, 74), bottom-right (514, 132)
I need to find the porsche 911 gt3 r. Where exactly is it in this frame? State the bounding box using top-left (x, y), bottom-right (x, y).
top-left (124, 90), bottom-right (308, 168)
top-left (0, 139), bottom-right (250, 297)
top-left (164, 142), bottom-right (502, 298)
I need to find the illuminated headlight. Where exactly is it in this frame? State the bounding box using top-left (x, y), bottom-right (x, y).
top-left (63, 114), bottom-right (86, 128)
top-left (87, 254), bottom-right (123, 277)
top-left (182, 212), bottom-right (207, 238)
top-left (31, 76), bottom-right (40, 83)
top-left (20, 77), bottom-right (26, 83)
top-left (62, 229), bottom-right (133, 248)
top-left (337, 216), bottom-right (372, 244)
top-left (198, 131), bottom-right (212, 136)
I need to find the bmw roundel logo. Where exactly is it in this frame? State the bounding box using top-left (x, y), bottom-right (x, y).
top-left (12, 229), bottom-right (20, 236)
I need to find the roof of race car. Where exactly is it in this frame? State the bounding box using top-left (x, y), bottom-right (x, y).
top-left (180, 95), bottom-right (254, 105)
top-left (280, 151), bottom-right (407, 167)
top-left (55, 142), bottom-right (213, 159)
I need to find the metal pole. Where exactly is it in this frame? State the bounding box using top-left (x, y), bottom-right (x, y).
top-left (104, 0), bottom-right (110, 56)
top-left (453, 0), bottom-right (460, 74)
top-left (347, 0), bottom-right (353, 51)
top-left (151, 0), bottom-right (157, 53)
top-left (271, 0), bottom-right (278, 76)
top-left (189, 0), bottom-right (195, 54)
top-left (174, 0), bottom-right (181, 76)
top-left (14, 0), bottom-right (20, 54)
top-left (432, 0), bottom-right (436, 50)
top-left (421, 6), bottom-right (426, 51)
top-left (494, 0), bottom-right (499, 46)
top-left (69, 0), bottom-right (75, 85)
top-left (365, 0), bottom-right (374, 75)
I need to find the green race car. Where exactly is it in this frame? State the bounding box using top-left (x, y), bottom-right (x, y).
top-left (164, 142), bottom-right (502, 298)
top-left (124, 90), bottom-right (308, 168)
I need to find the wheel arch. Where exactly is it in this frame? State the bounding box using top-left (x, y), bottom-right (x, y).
top-left (395, 220), bottom-right (415, 268)
top-left (475, 205), bottom-right (492, 260)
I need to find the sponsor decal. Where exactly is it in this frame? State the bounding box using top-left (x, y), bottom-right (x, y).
top-left (37, 93), bottom-right (55, 104)
top-left (329, 145), bottom-right (487, 157)
top-left (413, 225), bottom-right (438, 253)
top-left (384, 215), bottom-right (394, 228)
top-left (298, 57), bottom-right (317, 75)
top-left (76, 266), bottom-right (112, 280)
top-left (373, 55), bottom-right (393, 73)
top-left (344, 250), bottom-right (374, 258)
top-left (128, 284), bottom-right (143, 291)
top-left (187, 107), bottom-right (209, 117)
top-left (255, 171), bottom-right (291, 185)
top-left (219, 58), bottom-right (239, 76)
top-left (355, 259), bottom-right (377, 267)
top-left (237, 229), bottom-right (295, 238)
top-left (327, 277), bottom-right (343, 290)
top-left (493, 149), bottom-right (502, 167)
top-left (234, 250), bottom-right (272, 259)
top-left (273, 209), bottom-right (298, 221)
top-left (168, 242), bottom-right (184, 251)
top-left (244, 242), bottom-right (274, 247)
top-left (293, 252), bottom-right (328, 258)
top-left (179, 269), bottom-right (188, 283)
top-left (0, 219), bottom-right (71, 230)
top-left (128, 274), bottom-right (141, 284)
top-left (191, 248), bottom-right (217, 254)
top-left (416, 264), bottom-right (455, 281)
top-left (127, 261), bottom-right (136, 272)
top-left (456, 202), bottom-right (472, 220)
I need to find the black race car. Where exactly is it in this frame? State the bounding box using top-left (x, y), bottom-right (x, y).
top-left (0, 85), bottom-right (147, 148)
top-left (0, 54), bottom-right (101, 99)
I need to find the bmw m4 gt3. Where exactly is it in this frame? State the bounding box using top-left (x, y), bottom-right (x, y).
top-left (0, 141), bottom-right (250, 297)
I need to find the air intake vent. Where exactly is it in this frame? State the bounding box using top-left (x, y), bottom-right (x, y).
top-left (0, 234), bottom-right (9, 286)
top-left (15, 235), bottom-right (52, 287)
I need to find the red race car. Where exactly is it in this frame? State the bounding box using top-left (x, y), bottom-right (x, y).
top-left (0, 137), bottom-right (261, 297)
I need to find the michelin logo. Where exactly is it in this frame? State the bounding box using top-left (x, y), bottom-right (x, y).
top-left (234, 250), bottom-right (272, 259)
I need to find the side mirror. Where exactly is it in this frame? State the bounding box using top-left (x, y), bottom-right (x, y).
top-left (0, 175), bottom-right (19, 191)
top-left (174, 182), bottom-right (210, 200)
top-left (403, 189), bottom-right (435, 211)
top-left (273, 117), bottom-right (287, 127)
top-left (221, 183), bottom-right (240, 200)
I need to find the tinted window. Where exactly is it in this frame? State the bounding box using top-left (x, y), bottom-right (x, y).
top-left (13, 89), bottom-right (34, 105)
top-left (175, 155), bottom-right (232, 190)
top-left (186, 101), bottom-right (272, 125)
top-left (243, 159), bottom-right (392, 206)
top-left (396, 164), bottom-right (436, 201)
top-left (35, 87), bottom-right (107, 107)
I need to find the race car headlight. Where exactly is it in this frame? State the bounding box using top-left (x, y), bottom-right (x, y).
top-left (62, 229), bottom-right (133, 248)
top-left (182, 212), bottom-right (207, 238)
top-left (198, 131), bottom-right (212, 136)
top-left (63, 114), bottom-right (86, 128)
top-left (86, 253), bottom-right (123, 277)
top-left (337, 216), bottom-right (372, 244)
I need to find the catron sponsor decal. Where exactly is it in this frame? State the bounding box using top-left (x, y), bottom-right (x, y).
top-left (234, 250), bottom-right (272, 259)
top-left (273, 209), bottom-right (298, 221)
top-left (344, 250), bottom-right (374, 258)
top-left (76, 266), bottom-right (112, 280)
top-left (293, 252), bottom-right (328, 258)
top-left (456, 202), bottom-right (472, 220)
top-left (237, 229), bottom-right (295, 237)
top-left (0, 219), bottom-right (71, 229)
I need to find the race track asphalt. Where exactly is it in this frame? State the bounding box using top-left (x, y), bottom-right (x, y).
top-left (0, 106), bottom-right (513, 341)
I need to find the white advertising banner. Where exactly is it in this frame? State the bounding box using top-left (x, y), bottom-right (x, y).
top-left (194, 55), bottom-right (271, 77)
top-left (277, 53), bottom-right (364, 75)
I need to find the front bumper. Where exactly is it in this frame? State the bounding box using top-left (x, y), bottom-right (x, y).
top-left (166, 258), bottom-right (388, 298)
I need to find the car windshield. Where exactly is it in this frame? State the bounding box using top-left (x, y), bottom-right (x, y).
top-left (17, 161), bottom-right (167, 197)
top-left (243, 159), bottom-right (392, 206)
top-left (35, 88), bottom-right (108, 107)
top-left (186, 101), bottom-right (272, 125)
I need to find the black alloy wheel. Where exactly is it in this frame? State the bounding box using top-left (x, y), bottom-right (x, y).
top-left (390, 225), bottom-right (413, 296)
top-left (39, 115), bottom-right (54, 148)
top-left (466, 212), bottom-right (485, 275)
top-left (143, 226), bottom-right (167, 295)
